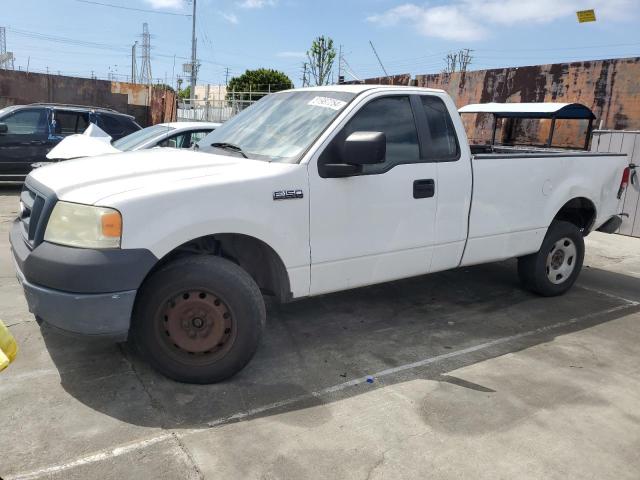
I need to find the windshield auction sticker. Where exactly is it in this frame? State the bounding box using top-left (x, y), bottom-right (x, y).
top-left (308, 96), bottom-right (347, 110)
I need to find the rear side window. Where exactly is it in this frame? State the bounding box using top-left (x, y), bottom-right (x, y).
top-left (98, 114), bottom-right (139, 138)
top-left (343, 96), bottom-right (420, 173)
top-left (98, 114), bottom-right (125, 137)
top-left (420, 96), bottom-right (460, 161)
top-left (3, 109), bottom-right (47, 135)
top-left (54, 111), bottom-right (89, 135)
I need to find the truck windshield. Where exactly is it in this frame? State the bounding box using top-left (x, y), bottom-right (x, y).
top-left (198, 90), bottom-right (355, 162)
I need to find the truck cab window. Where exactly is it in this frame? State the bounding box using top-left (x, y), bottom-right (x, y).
top-left (343, 96), bottom-right (420, 173)
top-left (3, 109), bottom-right (47, 135)
top-left (420, 96), bottom-right (460, 161)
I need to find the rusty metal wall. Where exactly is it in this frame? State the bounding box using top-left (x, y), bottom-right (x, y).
top-left (416, 57), bottom-right (640, 148)
top-left (592, 130), bottom-right (640, 238)
top-left (348, 57), bottom-right (640, 148)
top-left (352, 73), bottom-right (412, 86)
top-left (0, 70), bottom-right (176, 127)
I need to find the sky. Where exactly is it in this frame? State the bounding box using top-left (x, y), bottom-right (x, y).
top-left (2, 0), bottom-right (639, 88)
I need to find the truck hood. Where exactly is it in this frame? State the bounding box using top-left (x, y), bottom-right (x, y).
top-left (29, 148), bottom-right (281, 205)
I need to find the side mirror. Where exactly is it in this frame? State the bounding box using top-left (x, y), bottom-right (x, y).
top-left (0, 123), bottom-right (7, 134)
top-left (322, 131), bottom-right (386, 178)
top-left (342, 131), bottom-right (386, 165)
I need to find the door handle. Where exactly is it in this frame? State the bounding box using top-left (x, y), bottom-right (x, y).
top-left (413, 179), bottom-right (435, 199)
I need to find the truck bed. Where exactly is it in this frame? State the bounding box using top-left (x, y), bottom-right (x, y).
top-left (461, 150), bottom-right (628, 267)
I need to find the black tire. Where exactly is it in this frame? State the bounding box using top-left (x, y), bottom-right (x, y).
top-left (517, 221), bottom-right (585, 297)
top-left (131, 255), bottom-right (265, 384)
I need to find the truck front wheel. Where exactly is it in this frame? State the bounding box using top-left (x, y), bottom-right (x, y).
top-left (517, 221), bottom-right (585, 297)
top-left (131, 255), bottom-right (265, 384)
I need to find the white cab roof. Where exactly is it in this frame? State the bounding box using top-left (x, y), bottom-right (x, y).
top-left (284, 85), bottom-right (445, 95)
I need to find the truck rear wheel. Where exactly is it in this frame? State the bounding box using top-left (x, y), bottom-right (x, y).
top-left (517, 221), bottom-right (585, 297)
top-left (131, 255), bottom-right (265, 384)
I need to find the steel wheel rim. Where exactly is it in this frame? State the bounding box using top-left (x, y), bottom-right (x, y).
top-left (546, 237), bottom-right (577, 285)
top-left (157, 289), bottom-right (236, 364)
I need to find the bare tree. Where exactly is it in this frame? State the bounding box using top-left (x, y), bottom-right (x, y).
top-left (307, 36), bottom-right (336, 86)
top-left (442, 49), bottom-right (473, 84)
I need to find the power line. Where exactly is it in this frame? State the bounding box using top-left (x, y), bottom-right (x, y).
top-left (369, 40), bottom-right (389, 79)
top-left (75, 0), bottom-right (192, 17)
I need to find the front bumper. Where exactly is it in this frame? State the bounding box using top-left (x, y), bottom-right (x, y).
top-left (10, 218), bottom-right (157, 339)
top-left (15, 262), bottom-right (135, 339)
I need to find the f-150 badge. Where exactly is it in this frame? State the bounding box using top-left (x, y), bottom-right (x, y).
top-left (273, 189), bottom-right (304, 200)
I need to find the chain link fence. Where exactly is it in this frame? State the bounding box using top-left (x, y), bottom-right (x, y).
top-left (177, 91), bottom-right (269, 123)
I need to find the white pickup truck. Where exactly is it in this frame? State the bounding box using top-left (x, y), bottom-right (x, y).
top-left (10, 86), bottom-right (631, 383)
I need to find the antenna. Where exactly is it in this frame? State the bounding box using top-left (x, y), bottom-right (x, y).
top-left (369, 40), bottom-right (389, 82)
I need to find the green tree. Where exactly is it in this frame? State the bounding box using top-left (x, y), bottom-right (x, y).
top-left (307, 36), bottom-right (336, 86)
top-left (227, 69), bottom-right (293, 100)
top-left (178, 85), bottom-right (191, 100)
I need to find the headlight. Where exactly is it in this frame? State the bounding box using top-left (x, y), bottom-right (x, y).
top-left (44, 201), bottom-right (122, 249)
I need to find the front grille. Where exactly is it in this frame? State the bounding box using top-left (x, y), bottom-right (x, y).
top-left (19, 182), bottom-right (56, 248)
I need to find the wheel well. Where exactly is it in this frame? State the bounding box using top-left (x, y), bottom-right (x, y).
top-left (553, 198), bottom-right (596, 233)
top-left (150, 234), bottom-right (292, 303)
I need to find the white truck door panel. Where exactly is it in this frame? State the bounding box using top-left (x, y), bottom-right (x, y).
top-left (309, 94), bottom-right (438, 295)
top-left (309, 164), bottom-right (437, 295)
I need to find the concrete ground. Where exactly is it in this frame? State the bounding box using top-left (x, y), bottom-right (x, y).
top-left (1, 185), bottom-right (639, 480)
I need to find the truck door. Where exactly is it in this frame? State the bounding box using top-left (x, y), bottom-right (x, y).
top-left (308, 93), bottom-right (438, 295)
top-left (0, 108), bottom-right (49, 178)
top-left (417, 94), bottom-right (472, 273)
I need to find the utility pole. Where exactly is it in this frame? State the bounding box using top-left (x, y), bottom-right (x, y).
top-left (369, 40), bottom-right (390, 83)
top-left (337, 44), bottom-right (343, 84)
top-left (0, 27), bottom-right (15, 70)
top-left (131, 41), bottom-right (137, 83)
top-left (139, 23), bottom-right (152, 85)
top-left (300, 62), bottom-right (309, 87)
top-left (224, 67), bottom-right (230, 86)
top-left (190, 0), bottom-right (198, 102)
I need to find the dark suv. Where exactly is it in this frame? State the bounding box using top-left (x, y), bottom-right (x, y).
top-left (0, 103), bottom-right (142, 182)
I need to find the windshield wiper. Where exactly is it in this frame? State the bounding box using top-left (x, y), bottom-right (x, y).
top-left (210, 142), bottom-right (248, 158)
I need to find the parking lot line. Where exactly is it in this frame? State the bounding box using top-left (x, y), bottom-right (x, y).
top-left (5, 433), bottom-right (176, 480)
top-left (207, 300), bottom-right (638, 427)
top-left (6, 291), bottom-right (639, 480)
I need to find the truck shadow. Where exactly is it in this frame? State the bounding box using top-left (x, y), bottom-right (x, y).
top-left (40, 260), bottom-right (640, 434)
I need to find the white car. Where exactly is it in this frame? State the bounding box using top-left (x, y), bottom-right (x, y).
top-left (112, 121), bottom-right (221, 151)
top-left (11, 86), bottom-right (632, 384)
top-left (41, 121), bottom-right (221, 163)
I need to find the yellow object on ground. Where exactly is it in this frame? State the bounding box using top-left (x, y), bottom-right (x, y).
top-left (0, 319), bottom-right (18, 371)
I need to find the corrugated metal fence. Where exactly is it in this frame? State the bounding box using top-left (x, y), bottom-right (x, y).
top-left (592, 130), bottom-right (640, 237)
